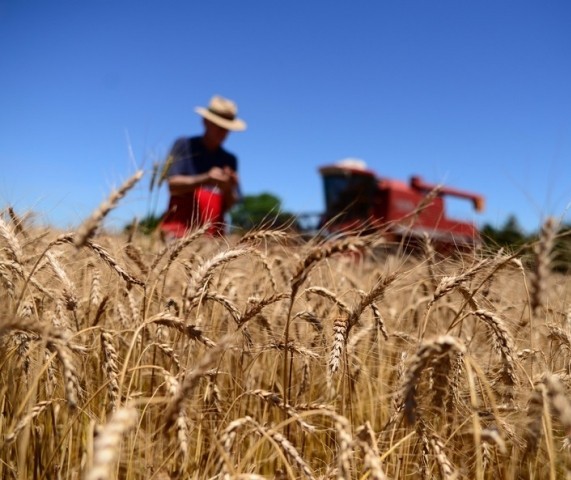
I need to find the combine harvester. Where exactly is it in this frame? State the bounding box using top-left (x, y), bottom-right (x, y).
top-left (313, 159), bottom-right (485, 251)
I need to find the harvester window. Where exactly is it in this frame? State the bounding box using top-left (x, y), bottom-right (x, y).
top-left (323, 174), bottom-right (375, 221)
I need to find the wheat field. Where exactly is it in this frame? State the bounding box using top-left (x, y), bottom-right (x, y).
top-left (2, 197), bottom-right (571, 479)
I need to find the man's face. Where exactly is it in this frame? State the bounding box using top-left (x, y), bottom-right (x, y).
top-left (204, 119), bottom-right (229, 148)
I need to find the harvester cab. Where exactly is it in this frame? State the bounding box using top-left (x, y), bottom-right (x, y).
top-left (318, 159), bottom-right (485, 249)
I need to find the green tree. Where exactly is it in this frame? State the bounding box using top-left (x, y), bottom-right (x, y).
top-left (229, 192), bottom-right (297, 231)
top-left (124, 214), bottom-right (162, 235)
top-left (481, 215), bottom-right (528, 250)
top-left (552, 223), bottom-right (571, 273)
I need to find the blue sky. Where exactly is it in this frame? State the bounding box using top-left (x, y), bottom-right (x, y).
top-left (1, 1), bottom-right (570, 234)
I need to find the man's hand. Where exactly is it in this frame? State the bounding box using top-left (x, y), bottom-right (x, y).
top-left (208, 166), bottom-right (238, 192)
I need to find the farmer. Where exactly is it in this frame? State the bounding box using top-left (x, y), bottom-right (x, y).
top-left (160, 95), bottom-right (247, 238)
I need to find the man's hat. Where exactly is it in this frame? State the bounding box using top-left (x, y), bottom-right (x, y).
top-left (195, 95), bottom-right (247, 132)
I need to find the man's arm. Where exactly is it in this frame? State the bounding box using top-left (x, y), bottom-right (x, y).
top-left (167, 172), bottom-right (211, 196)
top-left (168, 167), bottom-right (238, 206)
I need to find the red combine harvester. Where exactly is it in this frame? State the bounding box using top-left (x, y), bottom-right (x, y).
top-left (317, 159), bottom-right (485, 249)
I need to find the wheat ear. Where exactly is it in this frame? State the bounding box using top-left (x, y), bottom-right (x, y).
top-left (253, 422), bottom-right (316, 480)
top-left (420, 257), bottom-right (490, 339)
top-left (355, 421), bottom-right (388, 480)
top-left (146, 312), bottom-right (216, 347)
top-left (85, 406), bottom-right (138, 480)
top-left (7, 206), bottom-right (29, 239)
top-left (329, 317), bottom-right (348, 376)
top-left (161, 369), bottom-right (189, 459)
top-left (246, 389), bottom-right (315, 432)
top-left (5, 400), bottom-right (55, 444)
top-left (237, 292), bottom-right (290, 327)
top-left (427, 432), bottom-right (457, 480)
top-left (0, 215), bottom-right (23, 263)
top-left (74, 170), bottom-right (143, 248)
top-left (290, 237), bottom-right (366, 298)
top-left (150, 223), bottom-right (209, 274)
top-left (401, 335), bottom-right (466, 424)
top-left (472, 309), bottom-right (518, 389)
top-left (186, 247), bottom-right (251, 306)
top-left (529, 216), bottom-right (557, 314)
top-left (124, 243), bottom-right (149, 275)
top-left (82, 239), bottom-right (144, 286)
top-left (100, 330), bottom-right (119, 412)
top-left (305, 286), bottom-right (351, 315)
top-left (163, 334), bottom-right (234, 432)
top-left (215, 416), bottom-right (254, 478)
top-left (329, 272), bottom-right (397, 375)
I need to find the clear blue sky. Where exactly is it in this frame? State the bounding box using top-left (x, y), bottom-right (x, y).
top-left (1, 1), bottom-right (570, 234)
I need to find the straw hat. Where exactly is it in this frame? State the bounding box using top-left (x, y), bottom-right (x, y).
top-left (195, 95), bottom-right (247, 132)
